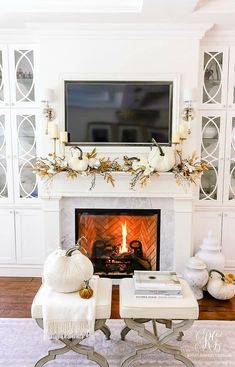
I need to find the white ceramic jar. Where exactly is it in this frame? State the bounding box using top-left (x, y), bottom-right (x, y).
top-left (196, 231), bottom-right (225, 272)
top-left (183, 257), bottom-right (209, 300)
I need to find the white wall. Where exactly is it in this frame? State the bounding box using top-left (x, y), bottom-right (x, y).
top-left (38, 35), bottom-right (201, 156)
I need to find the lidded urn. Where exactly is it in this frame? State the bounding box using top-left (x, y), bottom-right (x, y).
top-left (196, 231), bottom-right (225, 272)
top-left (183, 256), bottom-right (208, 300)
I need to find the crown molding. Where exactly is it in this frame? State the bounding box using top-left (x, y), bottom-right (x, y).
top-left (0, 23), bottom-right (213, 41)
top-left (0, 0), bottom-right (143, 13)
top-left (202, 29), bottom-right (235, 44)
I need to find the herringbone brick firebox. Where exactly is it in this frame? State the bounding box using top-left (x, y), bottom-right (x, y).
top-left (75, 209), bottom-right (160, 278)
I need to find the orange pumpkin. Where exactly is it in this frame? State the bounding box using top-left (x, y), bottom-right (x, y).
top-left (79, 280), bottom-right (94, 299)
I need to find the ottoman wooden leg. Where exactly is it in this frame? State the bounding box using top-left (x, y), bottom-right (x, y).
top-left (121, 318), bottom-right (151, 340)
top-left (34, 318), bottom-right (110, 367)
top-left (121, 318), bottom-right (195, 367)
top-left (100, 324), bottom-right (111, 340)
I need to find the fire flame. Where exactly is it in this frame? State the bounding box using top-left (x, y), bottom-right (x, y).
top-left (120, 221), bottom-right (128, 253)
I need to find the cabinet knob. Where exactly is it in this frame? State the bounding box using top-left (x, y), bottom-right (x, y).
top-left (222, 104), bottom-right (226, 108)
top-left (229, 105), bottom-right (232, 108)
top-left (9, 210), bottom-right (13, 214)
top-left (224, 213), bottom-right (228, 217)
top-left (5, 103), bottom-right (9, 106)
top-left (15, 211), bottom-right (19, 214)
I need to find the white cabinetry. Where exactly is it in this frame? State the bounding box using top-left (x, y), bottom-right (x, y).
top-left (0, 44), bottom-right (43, 275)
top-left (15, 209), bottom-right (44, 264)
top-left (0, 209), bottom-right (15, 263)
top-left (196, 45), bottom-right (235, 270)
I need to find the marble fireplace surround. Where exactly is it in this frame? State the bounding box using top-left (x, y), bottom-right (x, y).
top-left (42, 172), bottom-right (194, 274)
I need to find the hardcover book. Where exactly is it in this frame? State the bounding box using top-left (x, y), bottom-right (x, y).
top-left (134, 271), bottom-right (182, 291)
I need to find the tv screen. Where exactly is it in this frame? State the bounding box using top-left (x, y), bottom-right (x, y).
top-left (65, 81), bottom-right (173, 145)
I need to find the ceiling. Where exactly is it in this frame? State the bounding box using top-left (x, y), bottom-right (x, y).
top-left (0, 0), bottom-right (234, 31)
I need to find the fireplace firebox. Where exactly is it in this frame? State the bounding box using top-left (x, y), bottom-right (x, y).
top-left (75, 209), bottom-right (160, 278)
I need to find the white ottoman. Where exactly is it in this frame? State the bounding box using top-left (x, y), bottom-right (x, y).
top-left (31, 278), bottom-right (112, 367)
top-left (119, 278), bottom-right (199, 367)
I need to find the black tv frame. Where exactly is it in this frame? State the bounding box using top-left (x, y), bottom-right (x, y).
top-left (64, 80), bottom-right (173, 146)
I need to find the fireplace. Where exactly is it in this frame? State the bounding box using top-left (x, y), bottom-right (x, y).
top-left (75, 209), bottom-right (160, 278)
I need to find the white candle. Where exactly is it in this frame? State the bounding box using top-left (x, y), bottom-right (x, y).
top-left (60, 131), bottom-right (68, 143)
top-left (179, 122), bottom-right (188, 140)
top-left (50, 123), bottom-right (59, 139)
top-left (172, 131), bottom-right (180, 144)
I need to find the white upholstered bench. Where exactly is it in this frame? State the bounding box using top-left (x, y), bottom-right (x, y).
top-left (119, 278), bottom-right (199, 367)
top-left (31, 278), bottom-right (112, 367)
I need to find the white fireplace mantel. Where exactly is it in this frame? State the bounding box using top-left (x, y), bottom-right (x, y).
top-left (41, 172), bottom-right (195, 198)
top-left (42, 173), bottom-right (195, 274)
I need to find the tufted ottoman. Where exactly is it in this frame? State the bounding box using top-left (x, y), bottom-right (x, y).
top-left (119, 277), bottom-right (199, 367)
top-left (31, 278), bottom-right (112, 367)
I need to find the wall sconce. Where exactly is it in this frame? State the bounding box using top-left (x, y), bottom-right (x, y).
top-left (41, 88), bottom-right (56, 135)
top-left (182, 88), bottom-right (196, 134)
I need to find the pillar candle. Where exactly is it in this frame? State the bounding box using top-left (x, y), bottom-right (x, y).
top-left (50, 123), bottom-right (59, 139)
top-left (59, 131), bottom-right (68, 143)
top-left (179, 122), bottom-right (188, 139)
top-left (172, 131), bottom-right (180, 144)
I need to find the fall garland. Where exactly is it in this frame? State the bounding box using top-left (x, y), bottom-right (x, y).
top-left (33, 140), bottom-right (208, 190)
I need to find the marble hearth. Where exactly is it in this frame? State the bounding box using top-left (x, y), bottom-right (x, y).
top-left (42, 173), bottom-right (194, 274)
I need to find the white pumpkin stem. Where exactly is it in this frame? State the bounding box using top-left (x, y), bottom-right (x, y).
top-left (65, 246), bottom-right (78, 257)
top-left (209, 269), bottom-right (225, 280)
top-left (151, 138), bottom-right (165, 156)
top-left (75, 146), bottom-right (84, 160)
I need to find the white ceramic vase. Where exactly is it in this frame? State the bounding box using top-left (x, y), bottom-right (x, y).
top-left (196, 231), bottom-right (225, 272)
top-left (183, 257), bottom-right (209, 300)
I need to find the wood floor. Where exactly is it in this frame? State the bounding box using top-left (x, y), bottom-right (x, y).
top-left (0, 277), bottom-right (234, 320)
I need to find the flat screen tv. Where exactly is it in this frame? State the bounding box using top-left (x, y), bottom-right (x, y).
top-left (64, 81), bottom-right (173, 145)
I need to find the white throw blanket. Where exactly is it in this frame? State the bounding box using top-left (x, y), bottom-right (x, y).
top-left (42, 275), bottom-right (99, 340)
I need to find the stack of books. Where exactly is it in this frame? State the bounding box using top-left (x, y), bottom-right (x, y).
top-left (133, 270), bottom-right (183, 298)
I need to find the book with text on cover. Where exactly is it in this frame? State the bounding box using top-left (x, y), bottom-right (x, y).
top-left (134, 271), bottom-right (182, 291)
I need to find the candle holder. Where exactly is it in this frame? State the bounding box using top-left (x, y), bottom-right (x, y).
top-left (60, 142), bottom-right (66, 158)
top-left (52, 138), bottom-right (57, 155)
top-left (41, 89), bottom-right (56, 135)
top-left (182, 88), bottom-right (196, 135)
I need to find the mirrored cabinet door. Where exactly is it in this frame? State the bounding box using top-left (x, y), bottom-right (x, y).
top-left (223, 113), bottom-right (235, 204)
top-left (227, 46), bottom-right (235, 109)
top-left (0, 111), bottom-right (13, 201)
top-left (9, 46), bottom-right (38, 106)
top-left (199, 112), bottom-right (226, 205)
top-left (11, 111), bottom-right (39, 201)
top-left (0, 46), bottom-right (10, 106)
top-left (199, 47), bottom-right (228, 109)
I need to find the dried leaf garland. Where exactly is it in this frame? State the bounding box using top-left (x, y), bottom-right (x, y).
top-left (33, 147), bottom-right (208, 190)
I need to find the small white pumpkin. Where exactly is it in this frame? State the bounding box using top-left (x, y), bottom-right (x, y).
top-left (207, 269), bottom-right (235, 300)
top-left (68, 147), bottom-right (89, 171)
top-left (148, 139), bottom-right (175, 172)
top-left (43, 246), bottom-right (94, 293)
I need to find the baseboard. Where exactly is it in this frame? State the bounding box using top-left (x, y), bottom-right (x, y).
top-left (0, 264), bottom-right (43, 277)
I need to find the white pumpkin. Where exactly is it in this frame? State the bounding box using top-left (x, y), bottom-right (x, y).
top-left (148, 141), bottom-right (175, 172)
top-left (43, 246), bottom-right (94, 293)
top-left (68, 147), bottom-right (89, 171)
top-left (207, 269), bottom-right (235, 300)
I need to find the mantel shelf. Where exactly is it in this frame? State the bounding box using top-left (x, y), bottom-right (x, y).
top-left (41, 171), bottom-right (195, 199)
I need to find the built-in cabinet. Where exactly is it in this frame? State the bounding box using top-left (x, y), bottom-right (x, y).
top-left (195, 45), bottom-right (235, 270)
top-left (0, 208), bottom-right (44, 265)
top-left (0, 45), bottom-right (44, 274)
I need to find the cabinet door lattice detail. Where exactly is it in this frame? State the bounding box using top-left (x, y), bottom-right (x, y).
top-left (228, 117), bottom-right (235, 200)
top-left (0, 51), bottom-right (4, 102)
top-left (14, 49), bottom-right (35, 103)
top-left (0, 115), bottom-right (8, 198)
top-left (203, 52), bottom-right (223, 105)
top-left (200, 116), bottom-right (221, 201)
top-left (16, 114), bottom-right (38, 199)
